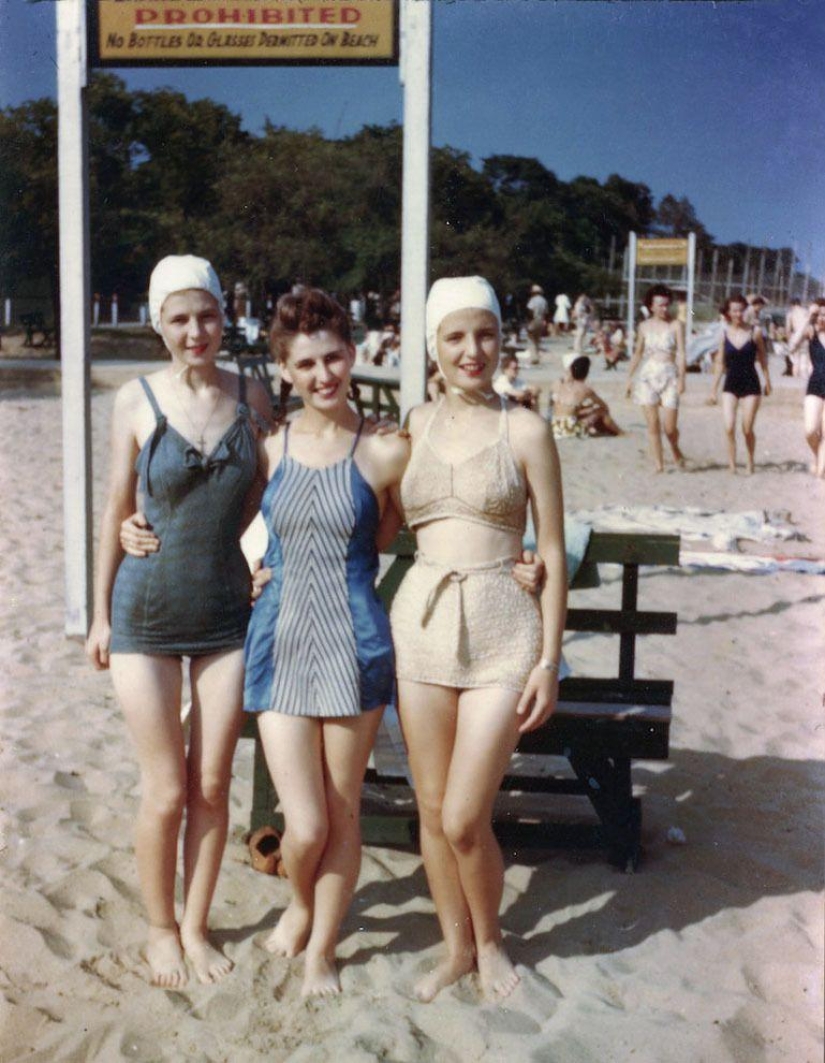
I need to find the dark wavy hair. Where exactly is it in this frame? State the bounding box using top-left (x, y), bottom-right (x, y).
top-left (569, 355), bottom-right (591, 381)
top-left (720, 293), bottom-right (748, 322)
top-left (269, 288), bottom-right (355, 420)
top-left (270, 288), bottom-right (351, 362)
top-left (643, 284), bottom-right (673, 311)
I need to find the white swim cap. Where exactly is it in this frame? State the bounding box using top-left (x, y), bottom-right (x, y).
top-left (425, 276), bottom-right (502, 361)
top-left (148, 255), bottom-right (224, 334)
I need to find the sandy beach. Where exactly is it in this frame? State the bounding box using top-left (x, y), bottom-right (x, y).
top-left (1, 343), bottom-right (823, 1062)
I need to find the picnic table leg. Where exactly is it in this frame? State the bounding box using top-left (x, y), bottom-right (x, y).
top-left (250, 732), bottom-right (278, 833)
top-left (567, 751), bottom-right (642, 871)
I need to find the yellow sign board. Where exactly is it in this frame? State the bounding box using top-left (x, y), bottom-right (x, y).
top-left (636, 238), bottom-right (690, 266)
top-left (90, 0), bottom-right (398, 65)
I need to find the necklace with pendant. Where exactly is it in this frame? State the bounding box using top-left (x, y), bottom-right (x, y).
top-left (169, 367), bottom-right (222, 453)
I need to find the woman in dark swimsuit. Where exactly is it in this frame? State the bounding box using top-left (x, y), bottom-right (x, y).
top-left (707, 293), bottom-right (771, 474)
top-left (85, 256), bottom-right (272, 987)
top-left (789, 300), bottom-right (825, 477)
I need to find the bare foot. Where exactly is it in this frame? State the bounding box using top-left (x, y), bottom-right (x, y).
top-left (728, 463), bottom-right (737, 475)
top-left (301, 952), bottom-right (341, 998)
top-left (264, 901), bottom-right (312, 957)
top-left (477, 942), bottom-right (520, 1001)
top-left (745, 461), bottom-right (755, 476)
top-left (414, 947), bottom-right (475, 1003)
top-left (146, 925), bottom-right (188, 989)
top-left (181, 928), bottom-right (233, 985)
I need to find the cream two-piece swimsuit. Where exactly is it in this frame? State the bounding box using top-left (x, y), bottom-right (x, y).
top-left (390, 400), bottom-right (542, 692)
top-left (635, 326), bottom-right (679, 409)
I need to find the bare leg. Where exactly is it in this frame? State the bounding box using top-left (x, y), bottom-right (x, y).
top-left (442, 687), bottom-right (523, 1001)
top-left (662, 406), bottom-right (685, 465)
top-left (257, 713), bottom-right (326, 958)
top-left (642, 404), bottom-right (664, 472)
top-left (818, 403), bottom-right (825, 478)
top-left (300, 709), bottom-right (385, 997)
top-left (397, 681), bottom-right (475, 1002)
top-left (180, 649), bottom-right (245, 984)
top-left (581, 410), bottom-right (622, 437)
top-left (110, 654), bottom-right (188, 988)
top-left (721, 392), bottom-right (738, 473)
top-left (803, 395), bottom-right (825, 475)
top-left (739, 394), bottom-right (761, 474)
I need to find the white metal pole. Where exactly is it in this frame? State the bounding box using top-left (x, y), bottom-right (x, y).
top-left (686, 232), bottom-right (696, 340)
top-left (399, 0), bottom-right (432, 422)
top-left (626, 232), bottom-right (638, 353)
top-left (57, 0), bottom-right (93, 636)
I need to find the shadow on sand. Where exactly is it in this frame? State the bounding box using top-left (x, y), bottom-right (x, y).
top-left (333, 747), bottom-right (823, 968)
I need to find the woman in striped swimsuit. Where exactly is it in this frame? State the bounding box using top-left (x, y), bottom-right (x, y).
top-left (242, 289), bottom-right (410, 998)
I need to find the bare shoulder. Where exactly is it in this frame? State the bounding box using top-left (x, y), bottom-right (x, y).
top-left (506, 401), bottom-right (552, 465)
top-left (242, 374), bottom-right (275, 425)
top-left (363, 427), bottom-right (411, 467)
top-left (406, 401), bottom-right (434, 438)
top-left (507, 403), bottom-right (552, 447)
top-left (114, 375), bottom-right (149, 416)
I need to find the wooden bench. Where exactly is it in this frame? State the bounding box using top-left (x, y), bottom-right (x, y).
top-left (241, 528), bottom-right (679, 871)
top-left (350, 366), bottom-right (401, 421)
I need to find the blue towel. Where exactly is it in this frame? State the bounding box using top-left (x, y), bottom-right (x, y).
top-left (522, 514), bottom-right (593, 682)
top-left (523, 514), bottom-right (593, 586)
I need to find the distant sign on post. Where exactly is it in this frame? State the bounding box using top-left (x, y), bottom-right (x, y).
top-left (89, 0), bottom-right (399, 66)
top-left (636, 238), bottom-right (690, 266)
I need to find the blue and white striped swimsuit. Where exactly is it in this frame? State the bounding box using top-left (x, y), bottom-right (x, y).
top-left (243, 420), bottom-right (394, 717)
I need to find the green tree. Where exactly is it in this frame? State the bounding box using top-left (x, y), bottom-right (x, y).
top-left (655, 193), bottom-right (713, 248)
top-left (0, 98), bottom-right (58, 312)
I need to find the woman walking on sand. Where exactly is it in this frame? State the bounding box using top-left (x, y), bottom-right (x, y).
top-left (788, 300), bottom-right (824, 477)
top-left (707, 293), bottom-right (771, 475)
top-left (390, 276), bottom-right (567, 1003)
top-left (625, 284), bottom-right (687, 472)
top-left (85, 255), bottom-right (272, 987)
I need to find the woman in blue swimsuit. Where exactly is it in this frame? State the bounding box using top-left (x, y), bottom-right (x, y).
top-left (86, 256), bottom-right (272, 987)
top-left (789, 300), bottom-right (825, 477)
top-left (707, 293), bottom-right (771, 474)
top-left (244, 289), bottom-right (410, 997)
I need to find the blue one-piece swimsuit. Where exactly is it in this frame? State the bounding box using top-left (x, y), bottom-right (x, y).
top-left (110, 376), bottom-right (257, 656)
top-left (723, 331), bottom-right (762, 398)
top-left (807, 333), bottom-right (825, 398)
top-left (244, 419), bottom-right (395, 717)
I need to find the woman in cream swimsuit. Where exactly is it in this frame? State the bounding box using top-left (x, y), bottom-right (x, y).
top-left (625, 283), bottom-right (687, 472)
top-left (391, 277), bottom-right (567, 1003)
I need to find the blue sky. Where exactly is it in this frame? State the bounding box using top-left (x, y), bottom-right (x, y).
top-left (2, 0), bottom-right (824, 278)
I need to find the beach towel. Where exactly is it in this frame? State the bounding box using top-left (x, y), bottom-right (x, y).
top-left (569, 504), bottom-right (803, 552)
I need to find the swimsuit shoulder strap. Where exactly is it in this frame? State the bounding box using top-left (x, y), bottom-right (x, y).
top-left (349, 417), bottom-right (365, 457)
top-left (138, 377), bottom-right (163, 421)
top-left (421, 399), bottom-right (443, 442)
top-left (237, 371), bottom-right (247, 406)
top-left (498, 397), bottom-right (509, 440)
top-left (282, 421), bottom-right (291, 456)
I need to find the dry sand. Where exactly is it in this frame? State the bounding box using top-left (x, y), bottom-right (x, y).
top-left (1, 345), bottom-right (823, 1062)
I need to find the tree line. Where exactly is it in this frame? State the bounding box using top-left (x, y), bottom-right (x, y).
top-left (0, 73), bottom-right (794, 319)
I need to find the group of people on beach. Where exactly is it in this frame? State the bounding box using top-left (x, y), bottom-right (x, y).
top-left (86, 257), bottom-right (567, 1001)
top-left (626, 284), bottom-right (824, 478)
top-left (545, 282), bottom-right (823, 480)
